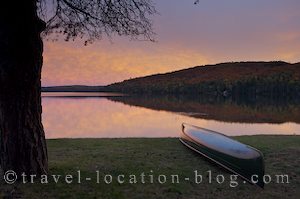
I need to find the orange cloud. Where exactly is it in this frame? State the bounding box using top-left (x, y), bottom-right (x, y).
top-left (41, 0), bottom-right (300, 86)
top-left (42, 41), bottom-right (210, 86)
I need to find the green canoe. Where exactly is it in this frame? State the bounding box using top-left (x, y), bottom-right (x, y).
top-left (180, 123), bottom-right (265, 188)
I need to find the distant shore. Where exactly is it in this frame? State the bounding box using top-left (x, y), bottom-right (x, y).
top-left (42, 61), bottom-right (300, 99)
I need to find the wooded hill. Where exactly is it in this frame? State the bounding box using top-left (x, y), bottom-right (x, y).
top-left (107, 61), bottom-right (300, 98)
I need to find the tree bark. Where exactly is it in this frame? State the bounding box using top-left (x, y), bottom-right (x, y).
top-left (0, 0), bottom-right (48, 175)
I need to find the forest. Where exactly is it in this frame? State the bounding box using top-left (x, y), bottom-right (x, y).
top-left (107, 62), bottom-right (300, 99)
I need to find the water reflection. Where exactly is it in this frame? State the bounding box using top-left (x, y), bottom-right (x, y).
top-left (42, 93), bottom-right (300, 138)
top-left (108, 95), bottom-right (300, 124)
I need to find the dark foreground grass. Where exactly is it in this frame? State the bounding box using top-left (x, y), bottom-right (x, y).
top-left (1, 135), bottom-right (299, 199)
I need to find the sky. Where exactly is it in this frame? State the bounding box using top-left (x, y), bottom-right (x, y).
top-left (42, 0), bottom-right (300, 86)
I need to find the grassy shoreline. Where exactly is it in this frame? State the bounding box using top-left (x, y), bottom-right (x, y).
top-left (1, 135), bottom-right (299, 198)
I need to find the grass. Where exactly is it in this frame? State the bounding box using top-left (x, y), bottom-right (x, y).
top-left (1, 135), bottom-right (299, 199)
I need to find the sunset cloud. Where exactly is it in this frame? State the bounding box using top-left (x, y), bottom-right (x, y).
top-left (42, 0), bottom-right (300, 86)
top-left (42, 41), bottom-right (210, 86)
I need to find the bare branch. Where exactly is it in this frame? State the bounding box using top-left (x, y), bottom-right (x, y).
top-left (38, 0), bottom-right (158, 43)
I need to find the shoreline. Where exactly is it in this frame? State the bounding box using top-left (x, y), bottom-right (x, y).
top-left (45, 134), bottom-right (300, 140)
top-left (2, 135), bottom-right (299, 199)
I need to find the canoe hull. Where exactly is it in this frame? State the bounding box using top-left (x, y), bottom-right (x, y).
top-left (180, 123), bottom-right (265, 188)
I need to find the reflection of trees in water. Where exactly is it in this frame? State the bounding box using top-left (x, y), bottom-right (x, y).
top-left (108, 95), bottom-right (300, 124)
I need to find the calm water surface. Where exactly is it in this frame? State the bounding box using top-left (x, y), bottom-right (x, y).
top-left (42, 92), bottom-right (300, 138)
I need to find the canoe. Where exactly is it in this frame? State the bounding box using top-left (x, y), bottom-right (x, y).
top-left (179, 123), bottom-right (265, 188)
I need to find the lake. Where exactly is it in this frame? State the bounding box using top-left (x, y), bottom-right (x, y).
top-left (42, 92), bottom-right (300, 138)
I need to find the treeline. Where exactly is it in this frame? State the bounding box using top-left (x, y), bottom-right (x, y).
top-left (107, 72), bottom-right (300, 98)
top-left (42, 85), bottom-right (105, 92)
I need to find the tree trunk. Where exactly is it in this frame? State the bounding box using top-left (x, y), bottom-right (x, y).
top-left (0, 0), bottom-right (48, 175)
